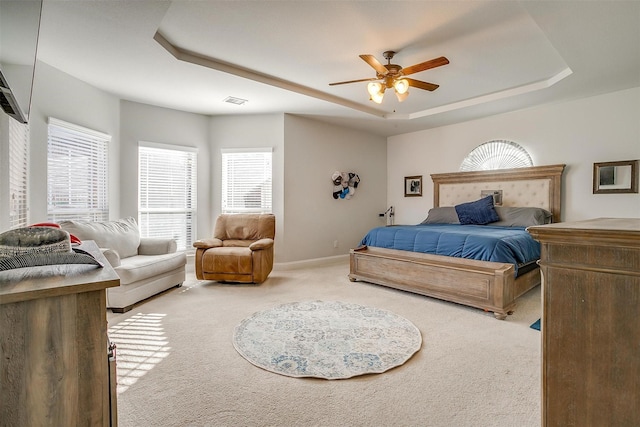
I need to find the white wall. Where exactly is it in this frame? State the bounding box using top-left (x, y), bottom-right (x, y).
top-left (388, 87), bottom-right (640, 224)
top-left (283, 115), bottom-right (387, 263)
top-left (28, 61), bottom-right (121, 222)
top-left (119, 101), bottom-right (211, 241)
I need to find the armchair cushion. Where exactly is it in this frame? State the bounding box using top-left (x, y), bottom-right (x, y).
top-left (214, 214), bottom-right (275, 241)
top-left (205, 247), bottom-right (253, 275)
top-left (223, 239), bottom-right (252, 248)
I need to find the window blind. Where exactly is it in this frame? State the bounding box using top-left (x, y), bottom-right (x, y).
top-left (460, 140), bottom-right (533, 171)
top-left (221, 148), bottom-right (272, 214)
top-left (47, 118), bottom-right (110, 222)
top-left (138, 142), bottom-right (197, 251)
top-left (9, 119), bottom-right (29, 228)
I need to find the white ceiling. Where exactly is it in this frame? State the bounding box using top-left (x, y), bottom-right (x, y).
top-left (32, 1), bottom-right (640, 137)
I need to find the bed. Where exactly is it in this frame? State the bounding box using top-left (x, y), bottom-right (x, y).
top-left (349, 164), bottom-right (566, 319)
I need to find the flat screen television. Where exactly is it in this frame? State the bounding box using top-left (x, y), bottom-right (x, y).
top-left (0, 0), bottom-right (42, 124)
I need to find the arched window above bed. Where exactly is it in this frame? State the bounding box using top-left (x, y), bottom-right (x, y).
top-left (460, 140), bottom-right (533, 171)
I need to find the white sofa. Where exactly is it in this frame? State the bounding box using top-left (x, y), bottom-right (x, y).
top-left (59, 217), bottom-right (186, 312)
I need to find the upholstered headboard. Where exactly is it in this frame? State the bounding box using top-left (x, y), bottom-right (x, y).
top-left (431, 164), bottom-right (566, 222)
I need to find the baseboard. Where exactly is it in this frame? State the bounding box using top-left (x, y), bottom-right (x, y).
top-left (274, 254), bottom-right (349, 271)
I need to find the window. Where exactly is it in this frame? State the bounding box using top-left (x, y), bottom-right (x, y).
top-left (138, 142), bottom-right (197, 251)
top-left (0, 117), bottom-right (30, 229)
top-left (221, 148), bottom-right (272, 214)
top-left (9, 120), bottom-right (30, 228)
top-left (47, 118), bottom-right (110, 222)
top-left (460, 140), bottom-right (533, 171)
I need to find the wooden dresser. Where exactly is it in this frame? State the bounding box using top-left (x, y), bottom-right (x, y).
top-left (0, 241), bottom-right (120, 426)
top-left (527, 218), bottom-right (640, 427)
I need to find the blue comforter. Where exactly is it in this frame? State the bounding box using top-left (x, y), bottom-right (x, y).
top-left (359, 224), bottom-right (540, 274)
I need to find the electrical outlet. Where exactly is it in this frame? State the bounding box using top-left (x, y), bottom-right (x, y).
top-left (333, 240), bottom-right (339, 248)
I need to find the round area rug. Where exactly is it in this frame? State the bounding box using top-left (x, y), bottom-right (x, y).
top-left (232, 300), bottom-right (422, 379)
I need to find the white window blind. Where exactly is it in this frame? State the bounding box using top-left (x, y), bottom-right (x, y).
top-left (138, 142), bottom-right (197, 251)
top-left (221, 148), bottom-right (272, 214)
top-left (9, 120), bottom-right (29, 228)
top-left (47, 118), bottom-right (110, 222)
top-left (460, 140), bottom-right (533, 171)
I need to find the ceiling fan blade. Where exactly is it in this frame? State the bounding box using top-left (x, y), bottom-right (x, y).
top-left (401, 56), bottom-right (449, 76)
top-left (359, 54), bottom-right (388, 75)
top-left (406, 78), bottom-right (439, 91)
top-left (329, 77), bottom-right (378, 86)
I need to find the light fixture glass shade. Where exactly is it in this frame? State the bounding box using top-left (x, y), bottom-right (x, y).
top-left (367, 82), bottom-right (383, 97)
top-left (370, 91), bottom-right (384, 104)
top-left (393, 78), bottom-right (409, 94)
top-left (367, 82), bottom-right (384, 104)
top-left (395, 90), bottom-right (409, 102)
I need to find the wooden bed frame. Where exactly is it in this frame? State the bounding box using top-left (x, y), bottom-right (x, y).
top-left (349, 164), bottom-right (566, 319)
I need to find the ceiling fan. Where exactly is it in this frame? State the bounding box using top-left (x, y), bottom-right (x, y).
top-left (329, 51), bottom-right (449, 103)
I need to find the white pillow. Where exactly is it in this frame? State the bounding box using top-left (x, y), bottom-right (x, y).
top-left (59, 217), bottom-right (140, 258)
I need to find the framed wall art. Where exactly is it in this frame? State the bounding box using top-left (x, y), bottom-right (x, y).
top-left (593, 160), bottom-right (638, 194)
top-left (404, 175), bottom-right (422, 197)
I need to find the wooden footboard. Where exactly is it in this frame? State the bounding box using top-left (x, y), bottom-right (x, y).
top-left (349, 246), bottom-right (540, 319)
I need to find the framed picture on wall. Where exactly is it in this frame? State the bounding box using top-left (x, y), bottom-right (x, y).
top-left (593, 160), bottom-right (639, 194)
top-left (404, 175), bottom-right (422, 197)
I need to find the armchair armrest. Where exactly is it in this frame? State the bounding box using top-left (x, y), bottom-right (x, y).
top-left (138, 237), bottom-right (177, 255)
top-left (193, 238), bottom-right (223, 249)
top-left (249, 238), bottom-right (274, 251)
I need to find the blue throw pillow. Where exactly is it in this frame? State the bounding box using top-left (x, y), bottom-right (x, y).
top-left (454, 195), bottom-right (500, 225)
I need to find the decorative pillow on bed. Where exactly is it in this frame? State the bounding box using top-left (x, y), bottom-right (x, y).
top-left (492, 207), bottom-right (552, 227)
top-left (454, 195), bottom-right (500, 225)
top-left (420, 207), bottom-right (460, 224)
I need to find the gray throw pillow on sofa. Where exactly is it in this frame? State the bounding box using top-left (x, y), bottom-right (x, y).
top-left (59, 217), bottom-right (140, 258)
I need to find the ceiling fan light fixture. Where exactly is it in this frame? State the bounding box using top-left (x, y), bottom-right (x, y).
top-left (395, 90), bottom-right (409, 102)
top-left (370, 90), bottom-right (384, 104)
top-left (367, 81), bottom-right (385, 103)
top-left (393, 78), bottom-right (409, 95)
top-left (330, 52), bottom-right (448, 104)
top-left (367, 81), bottom-right (383, 97)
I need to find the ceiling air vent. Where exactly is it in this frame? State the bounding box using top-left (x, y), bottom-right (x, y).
top-left (223, 96), bottom-right (248, 106)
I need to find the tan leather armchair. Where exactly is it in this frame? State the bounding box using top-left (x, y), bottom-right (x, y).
top-left (193, 214), bottom-right (275, 283)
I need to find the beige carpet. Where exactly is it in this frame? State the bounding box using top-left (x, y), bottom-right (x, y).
top-left (107, 261), bottom-right (541, 427)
